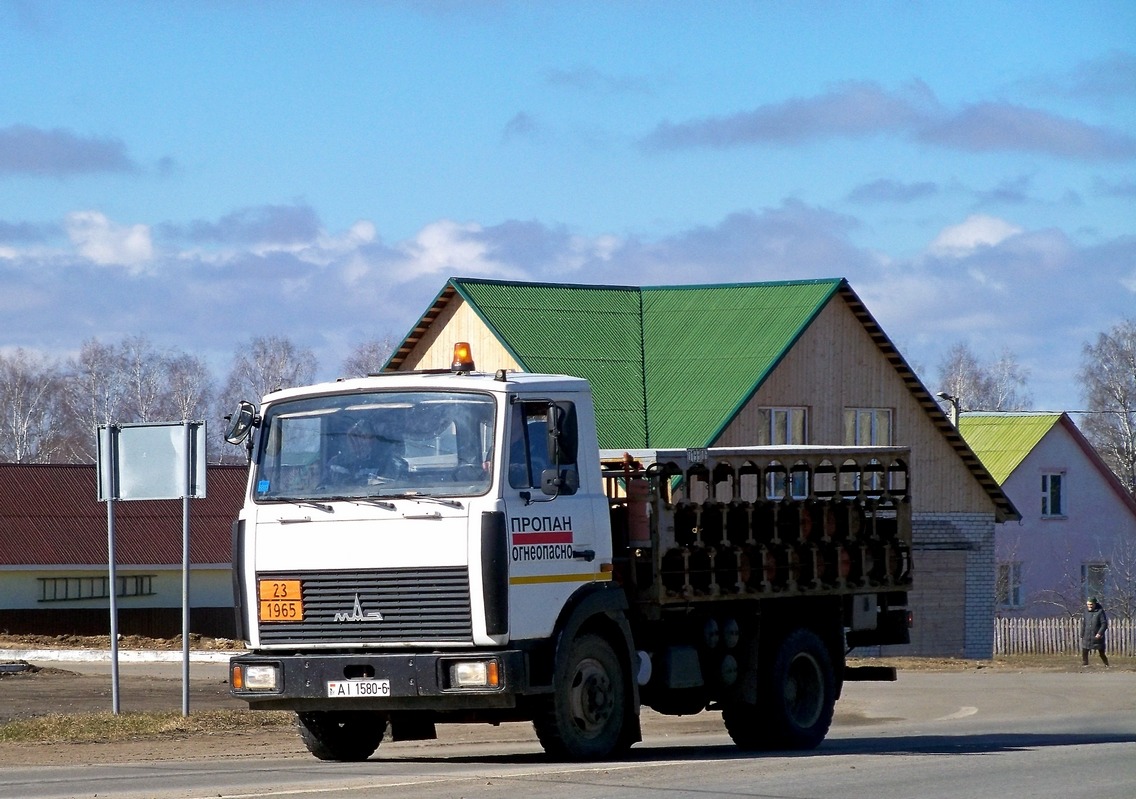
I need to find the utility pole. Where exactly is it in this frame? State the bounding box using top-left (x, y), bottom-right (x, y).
top-left (936, 392), bottom-right (961, 426)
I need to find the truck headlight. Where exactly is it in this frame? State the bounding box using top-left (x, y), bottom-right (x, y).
top-left (232, 663), bottom-right (280, 692)
top-left (449, 659), bottom-right (500, 689)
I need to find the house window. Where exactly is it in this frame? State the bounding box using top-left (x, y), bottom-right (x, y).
top-left (38, 575), bottom-right (156, 602)
top-left (844, 408), bottom-right (893, 492)
top-left (996, 562), bottom-right (1023, 608)
top-left (843, 408), bottom-right (893, 446)
top-left (756, 407), bottom-right (807, 446)
top-left (1082, 563), bottom-right (1107, 603)
top-left (1042, 473), bottom-right (1064, 517)
top-left (756, 408), bottom-right (808, 498)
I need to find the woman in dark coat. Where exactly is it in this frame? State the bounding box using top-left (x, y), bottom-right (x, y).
top-left (1081, 597), bottom-right (1110, 667)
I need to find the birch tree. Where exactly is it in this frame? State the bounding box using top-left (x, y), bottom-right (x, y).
top-left (0, 349), bottom-right (64, 463)
top-left (60, 338), bottom-right (130, 461)
top-left (221, 335), bottom-right (317, 407)
top-left (936, 342), bottom-right (1032, 412)
top-left (341, 335), bottom-right (399, 378)
top-left (1079, 319), bottom-right (1136, 495)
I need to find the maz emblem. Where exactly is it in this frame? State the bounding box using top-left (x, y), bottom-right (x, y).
top-left (334, 593), bottom-right (384, 622)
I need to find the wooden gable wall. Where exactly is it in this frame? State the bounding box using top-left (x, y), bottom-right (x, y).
top-left (714, 296), bottom-right (995, 516)
top-left (399, 296), bottom-right (521, 373)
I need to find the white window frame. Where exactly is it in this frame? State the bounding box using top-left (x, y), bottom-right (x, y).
top-left (844, 407), bottom-right (893, 446)
top-left (844, 408), bottom-right (893, 493)
top-left (1082, 562), bottom-right (1107, 603)
top-left (756, 407), bottom-right (808, 446)
top-left (756, 407), bottom-right (808, 498)
top-left (996, 562), bottom-right (1023, 609)
top-left (1042, 472), bottom-right (1065, 518)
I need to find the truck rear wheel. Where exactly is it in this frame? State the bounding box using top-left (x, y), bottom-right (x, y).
top-left (534, 633), bottom-right (627, 760)
top-left (723, 628), bottom-right (835, 751)
top-left (296, 710), bottom-right (386, 761)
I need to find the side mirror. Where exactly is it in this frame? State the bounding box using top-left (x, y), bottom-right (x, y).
top-left (223, 400), bottom-right (259, 445)
top-left (545, 403), bottom-right (578, 466)
top-left (541, 467), bottom-right (580, 497)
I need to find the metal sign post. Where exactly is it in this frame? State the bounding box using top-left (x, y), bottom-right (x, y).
top-left (96, 421), bottom-right (206, 716)
top-left (181, 422), bottom-right (193, 716)
top-left (98, 426), bottom-right (122, 714)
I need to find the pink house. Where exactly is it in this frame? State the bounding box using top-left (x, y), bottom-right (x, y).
top-left (960, 413), bottom-right (1136, 619)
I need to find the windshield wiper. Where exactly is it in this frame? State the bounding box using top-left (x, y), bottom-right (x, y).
top-left (266, 497), bottom-right (334, 513)
top-left (335, 495), bottom-right (398, 511)
top-left (378, 492), bottom-right (464, 509)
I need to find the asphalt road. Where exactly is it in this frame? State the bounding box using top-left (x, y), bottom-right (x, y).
top-left (1, 661), bottom-right (1134, 799)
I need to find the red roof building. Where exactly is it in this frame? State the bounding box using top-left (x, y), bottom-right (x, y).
top-left (0, 464), bottom-right (247, 638)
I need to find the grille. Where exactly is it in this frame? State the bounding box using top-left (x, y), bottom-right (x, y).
top-left (257, 567), bottom-right (472, 645)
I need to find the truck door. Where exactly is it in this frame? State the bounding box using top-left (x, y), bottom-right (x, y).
top-left (503, 398), bottom-right (601, 640)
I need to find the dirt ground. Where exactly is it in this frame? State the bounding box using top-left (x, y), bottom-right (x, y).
top-left (0, 635), bottom-right (1124, 767)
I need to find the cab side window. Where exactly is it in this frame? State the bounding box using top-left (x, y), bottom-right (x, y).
top-left (508, 401), bottom-right (578, 493)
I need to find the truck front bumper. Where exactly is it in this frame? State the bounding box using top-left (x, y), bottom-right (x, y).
top-left (229, 650), bottom-right (530, 712)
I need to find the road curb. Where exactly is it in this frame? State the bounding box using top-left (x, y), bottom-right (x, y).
top-left (0, 648), bottom-right (241, 664)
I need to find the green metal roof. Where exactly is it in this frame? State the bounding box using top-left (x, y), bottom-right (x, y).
top-left (640, 281), bottom-right (839, 447)
top-left (451, 277), bottom-right (841, 449)
top-left (452, 280), bottom-right (647, 448)
top-left (957, 413), bottom-right (1062, 484)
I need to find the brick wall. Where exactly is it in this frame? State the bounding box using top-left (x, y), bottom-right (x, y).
top-left (900, 512), bottom-right (996, 658)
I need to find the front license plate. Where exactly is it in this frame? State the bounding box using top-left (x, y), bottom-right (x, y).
top-left (327, 679), bottom-right (391, 698)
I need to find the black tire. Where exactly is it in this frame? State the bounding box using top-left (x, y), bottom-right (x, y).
top-left (723, 628), bottom-right (835, 751)
top-left (722, 700), bottom-right (767, 751)
top-left (296, 711), bottom-right (386, 761)
top-left (533, 633), bottom-right (627, 760)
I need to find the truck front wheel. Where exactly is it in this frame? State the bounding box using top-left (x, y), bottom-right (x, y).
top-left (534, 633), bottom-right (627, 760)
top-left (723, 628), bottom-right (835, 751)
top-left (296, 710), bottom-right (386, 761)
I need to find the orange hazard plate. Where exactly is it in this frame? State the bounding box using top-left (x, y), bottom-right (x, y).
top-left (258, 579), bottom-right (303, 622)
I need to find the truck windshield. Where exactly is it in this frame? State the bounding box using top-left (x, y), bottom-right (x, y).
top-left (253, 390), bottom-right (496, 501)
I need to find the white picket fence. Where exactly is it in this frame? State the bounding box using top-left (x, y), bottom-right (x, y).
top-left (994, 617), bottom-right (1136, 656)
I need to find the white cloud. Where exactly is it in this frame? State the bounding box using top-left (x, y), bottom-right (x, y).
top-left (928, 214), bottom-right (1022, 255)
top-left (347, 220), bottom-right (376, 244)
top-left (2, 205), bottom-right (1132, 414)
top-left (395, 219), bottom-right (523, 282)
top-left (65, 211), bottom-right (153, 269)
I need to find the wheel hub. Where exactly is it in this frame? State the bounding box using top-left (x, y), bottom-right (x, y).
top-left (569, 657), bottom-right (614, 734)
top-left (785, 653), bottom-right (823, 728)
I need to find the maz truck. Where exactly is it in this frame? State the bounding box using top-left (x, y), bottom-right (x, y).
top-left (226, 343), bottom-right (912, 761)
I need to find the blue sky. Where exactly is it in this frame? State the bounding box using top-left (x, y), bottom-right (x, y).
top-left (1, 0), bottom-right (1134, 412)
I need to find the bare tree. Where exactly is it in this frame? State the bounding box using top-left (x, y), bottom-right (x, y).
top-left (1079, 319), bottom-right (1136, 494)
top-left (988, 349), bottom-right (1033, 411)
top-left (1106, 534), bottom-right (1136, 621)
top-left (221, 335), bottom-right (318, 406)
top-left (0, 349), bottom-right (64, 463)
top-left (1029, 543), bottom-right (1090, 619)
top-left (936, 342), bottom-right (1032, 412)
top-left (60, 338), bottom-right (130, 461)
top-left (341, 335), bottom-right (399, 378)
top-left (164, 352), bottom-right (215, 421)
top-left (120, 335), bottom-right (169, 422)
top-left (215, 335), bottom-right (317, 463)
top-left (54, 337), bottom-right (223, 463)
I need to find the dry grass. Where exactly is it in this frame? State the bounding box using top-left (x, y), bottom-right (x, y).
top-left (0, 633), bottom-right (241, 651)
top-left (0, 709), bottom-right (291, 744)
